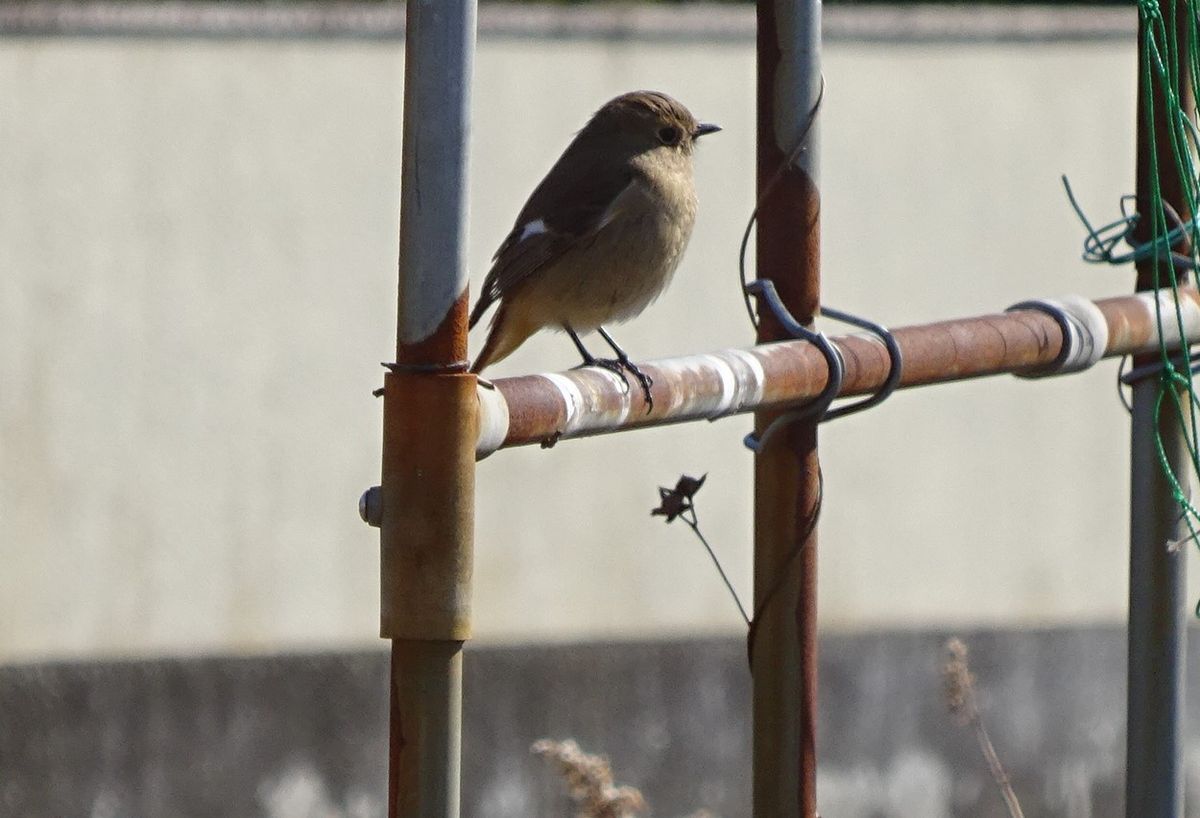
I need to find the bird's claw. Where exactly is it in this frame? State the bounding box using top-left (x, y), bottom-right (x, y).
top-left (574, 357), bottom-right (622, 378)
top-left (622, 362), bottom-right (654, 412)
top-left (573, 358), bottom-right (618, 377)
top-left (575, 357), bottom-right (654, 412)
top-left (592, 357), bottom-right (630, 379)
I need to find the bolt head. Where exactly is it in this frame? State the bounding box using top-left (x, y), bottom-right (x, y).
top-left (359, 486), bottom-right (383, 528)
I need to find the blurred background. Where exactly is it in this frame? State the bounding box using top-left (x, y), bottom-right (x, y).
top-left (3, 2), bottom-right (1198, 816)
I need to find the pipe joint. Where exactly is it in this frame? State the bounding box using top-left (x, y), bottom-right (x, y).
top-left (1007, 295), bottom-right (1109, 378)
top-left (380, 370), bottom-right (476, 641)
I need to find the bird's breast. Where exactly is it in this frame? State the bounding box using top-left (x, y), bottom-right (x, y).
top-left (514, 164), bottom-right (699, 333)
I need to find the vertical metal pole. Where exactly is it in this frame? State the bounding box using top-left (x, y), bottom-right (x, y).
top-left (752, 1), bottom-right (821, 817)
top-left (1127, 4), bottom-right (1190, 816)
top-left (381, 2), bottom-right (476, 818)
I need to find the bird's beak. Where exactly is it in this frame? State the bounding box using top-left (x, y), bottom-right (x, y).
top-left (693, 123), bottom-right (722, 139)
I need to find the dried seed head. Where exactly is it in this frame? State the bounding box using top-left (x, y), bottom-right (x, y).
top-left (532, 739), bottom-right (647, 818)
top-left (943, 637), bottom-right (977, 726)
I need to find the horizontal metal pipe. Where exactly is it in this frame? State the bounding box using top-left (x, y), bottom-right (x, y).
top-left (474, 288), bottom-right (1200, 457)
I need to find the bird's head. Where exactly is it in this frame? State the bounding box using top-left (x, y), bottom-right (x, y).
top-left (586, 90), bottom-right (720, 157)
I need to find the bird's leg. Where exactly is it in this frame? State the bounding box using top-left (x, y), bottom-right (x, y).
top-left (597, 326), bottom-right (653, 409)
top-left (567, 326), bottom-right (631, 393)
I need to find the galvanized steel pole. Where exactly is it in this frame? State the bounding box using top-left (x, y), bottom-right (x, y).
top-left (381, 3), bottom-right (476, 818)
top-left (1126, 3), bottom-right (1190, 814)
top-left (752, 0), bottom-right (822, 816)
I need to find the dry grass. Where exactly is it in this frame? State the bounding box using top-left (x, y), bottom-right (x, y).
top-left (942, 637), bottom-right (1026, 818)
top-left (532, 739), bottom-right (647, 818)
top-left (532, 738), bottom-right (717, 818)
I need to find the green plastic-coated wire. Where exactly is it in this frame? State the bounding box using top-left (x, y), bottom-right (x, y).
top-left (1136, 0), bottom-right (1200, 608)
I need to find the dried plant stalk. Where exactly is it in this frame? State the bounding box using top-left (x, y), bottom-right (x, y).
top-left (942, 638), bottom-right (1026, 818)
top-left (532, 739), bottom-right (647, 818)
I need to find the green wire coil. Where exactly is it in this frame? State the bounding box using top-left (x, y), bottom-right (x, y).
top-left (1137, 0), bottom-right (1200, 597)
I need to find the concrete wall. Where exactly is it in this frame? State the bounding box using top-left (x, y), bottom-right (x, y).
top-left (3, 629), bottom-right (1196, 818)
top-left (2, 6), bottom-right (1193, 662)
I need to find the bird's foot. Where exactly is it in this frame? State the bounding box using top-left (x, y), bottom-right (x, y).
top-left (620, 360), bottom-right (654, 412)
top-left (574, 356), bottom-right (653, 411)
top-left (573, 356), bottom-right (629, 388)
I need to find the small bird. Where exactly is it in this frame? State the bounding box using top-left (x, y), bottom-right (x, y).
top-left (469, 90), bottom-right (720, 408)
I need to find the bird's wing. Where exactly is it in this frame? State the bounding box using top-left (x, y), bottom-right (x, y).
top-left (469, 157), bottom-right (637, 329)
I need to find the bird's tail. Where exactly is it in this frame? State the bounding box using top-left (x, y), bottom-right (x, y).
top-left (470, 304), bottom-right (536, 375)
top-left (468, 295), bottom-right (490, 331)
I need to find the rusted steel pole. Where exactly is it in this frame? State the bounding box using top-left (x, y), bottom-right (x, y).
top-left (380, 2), bottom-right (476, 818)
top-left (472, 289), bottom-right (1200, 456)
top-left (1126, 3), bottom-right (1191, 815)
top-left (752, 0), bottom-right (821, 815)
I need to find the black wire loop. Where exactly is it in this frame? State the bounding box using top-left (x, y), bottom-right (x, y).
top-left (1120, 349), bottom-right (1200, 387)
top-left (743, 279), bottom-right (842, 452)
top-left (742, 280), bottom-right (902, 450)
top-left (820, 306), bottom-right (903, 422)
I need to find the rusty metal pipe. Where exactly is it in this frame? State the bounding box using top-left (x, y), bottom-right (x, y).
top-left (751, 0), bottom-right (822, 816)
top-left (473, 289), bottom-right (1200, 457)
top-left (380, 2), bottom-right (477, 818)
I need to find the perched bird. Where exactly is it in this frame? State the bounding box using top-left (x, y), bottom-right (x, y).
top-left (468, 90), bottom-right (720, 408)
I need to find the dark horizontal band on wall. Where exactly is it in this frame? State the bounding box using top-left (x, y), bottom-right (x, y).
top-left (4, 628), bottom-right (1198, 817)
top-left (0, 2), bottom-right (1136, 44)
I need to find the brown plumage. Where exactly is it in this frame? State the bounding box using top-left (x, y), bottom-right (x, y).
top-left (468, 90), bottom-right (719, 404)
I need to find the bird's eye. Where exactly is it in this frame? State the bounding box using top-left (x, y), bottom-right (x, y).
top-left (657, 126), bottom-right (682, 146)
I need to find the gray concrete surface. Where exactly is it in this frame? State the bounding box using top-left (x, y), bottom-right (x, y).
top-left (2, 7), bottom-right (1196, 662)
top-left (0, 2), bottom-right (1136, 42)
top-left (1, 630), bottom-right (1196, 818)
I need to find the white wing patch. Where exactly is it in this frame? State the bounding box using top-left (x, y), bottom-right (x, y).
top-left (492, 218), bottom-right (550, 263)
top-left (516, 218), bottom-right (548, 244)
